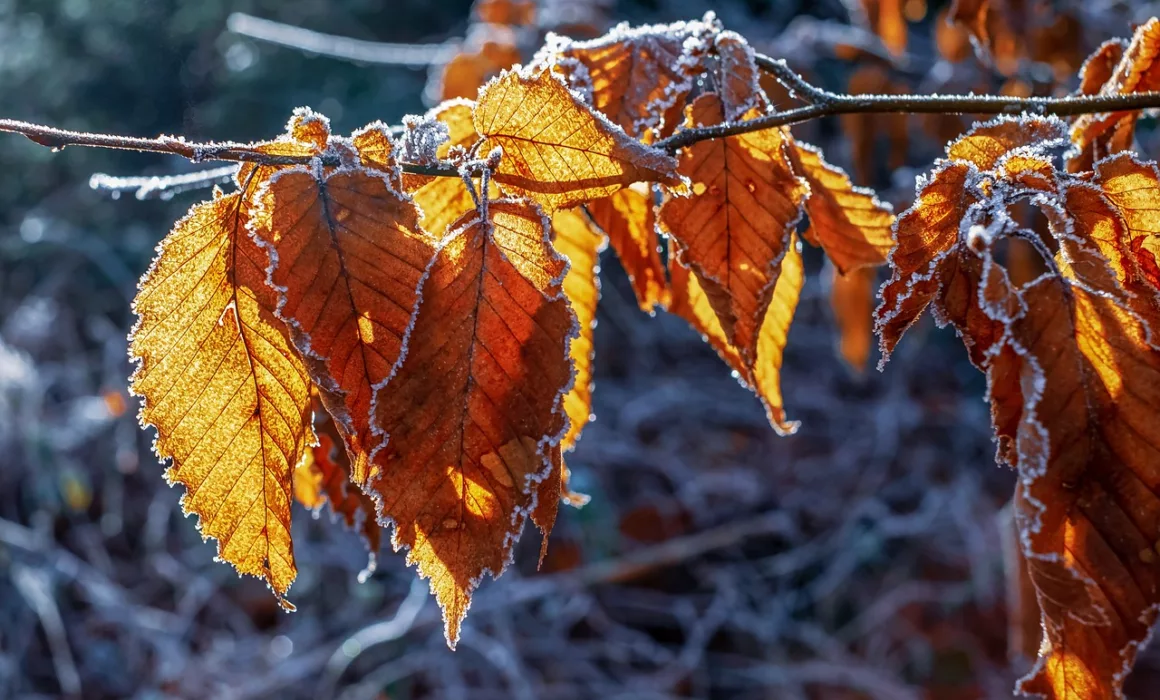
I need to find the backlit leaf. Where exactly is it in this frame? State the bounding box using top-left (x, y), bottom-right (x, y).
top-left (536, 17), bottom-right (712, 138)
top-left (551, 208), bottom-right (606, 452)
top-left (370, 198), bottom-right (575, 646)
top-left (474, 68), bottom-right (680, 211)
top-left (1070, 19), bottom-right (1160, 171)
top-left (669, 235), bottom-right (805, 434)
top-left (251, 127), bottom-right (437, 485)
top-left (586, 187), bottom-right (670, 312)
top-left (130, 188), bottom-right (312, 606)
top-left (788, 138), bottom-right (895, 274)
top-left (659, 93), bottom-right (808, 367)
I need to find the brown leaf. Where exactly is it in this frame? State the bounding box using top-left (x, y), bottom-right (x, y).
top-left (370, 199), bottom-right (575, 646)
top-left (659, 93), bottom-right (808, 368)
top-left (829, 265), bottom-right (877, 373)
top-left (474, 68), bottom-right (680, 211)
top-left (538, 18), bottom-right (710, 138)
top-left (130, 187), bottom-right (312, 606)
top-left (788, 138), bottom-right (895, 273)
top-left (669, 235), bottom-right (805, 434)
top-left (586, 187), bottom-right (670, 312)
top-left (251, 123), bottom-right (437, 485)
top-left (876, 116), bottom-right (1069, 362)
top-left (1071, 19), bottom-right (1160, 171)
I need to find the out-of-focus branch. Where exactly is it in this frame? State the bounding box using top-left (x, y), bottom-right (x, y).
top-left (226, 12), bottom-right (457, 67)
top-left (89, 165), bottom-right (238, 200)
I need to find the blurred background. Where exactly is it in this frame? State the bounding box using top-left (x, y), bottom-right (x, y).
top-left (3, 0), bottom-right (1160, 698)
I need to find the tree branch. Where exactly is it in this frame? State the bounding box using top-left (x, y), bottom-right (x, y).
top-left (0, 119), bottom-right (460, 177)
top-left (6, 62), bottom-right (1160, 181)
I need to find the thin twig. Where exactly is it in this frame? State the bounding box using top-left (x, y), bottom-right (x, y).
top-left (227, 13), bottom-right (457, 67)
top-left (89, 165), bottom-right (238, 200)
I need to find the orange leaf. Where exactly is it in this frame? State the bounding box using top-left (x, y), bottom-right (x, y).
top-left (370, 199), bottom-right (575, 646)
top-left (876, 116), bottom-right (1068, 362)
top-left (788, 138), bottom-right (895, 273)
top-left (130, 187), bottom-right (312, 606)
top-left (829, 265), bottom-right (877, 373)
top-left (251, 122), bottom-right (437, 485)
top-left (537, 17), bottom-right (712, 138)
top-left (586, 187), bottom-right (670, 312)
top-left (295, 395), bottom-right (382, 567)
top-left (659, 93), bottom-right (808, 368)
top-left (1006, 222), bottom-right (1160, 700)
top-left (669, 235), bottom-right (805, 434)
top-left (551, 207), bottom-right (606, 452)
top-left (1071, 19), bottom-right (1160, 171)
top-left (474, 68), bottom-right (680, 211)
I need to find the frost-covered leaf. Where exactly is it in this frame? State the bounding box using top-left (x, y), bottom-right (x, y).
top-left (474, 68), bottom-right (680, 211)
top-left (251, 122), bottom-right (436, 485)
top-left (659, 92), bottom-right (808, 374)
top-left (551, 208), bottom-right (606, 452)
top-left (876, 113), bottom-right (1160, 699)
top-left (370, 199), bottom-right (575, 646)
top-left (669, 234), bottom-right (805, 434)
top-left (788, 138), bottom-right (895, 274)
top-left (586, 187), bottom-right (669, 312)
top-left (536, 17), bottom-right (713, 138)
top-left (1070, 19), bottom-right (1160, 172)
top-left (130, 187), bottom-right (312, 607)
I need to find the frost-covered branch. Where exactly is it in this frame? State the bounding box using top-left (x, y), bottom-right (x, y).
top-left (0, 118), bottom-right (460, 176)
top-left (89, 165), bottom-right (238, 200)
top-left (226, 12), bottom-right (456, 67)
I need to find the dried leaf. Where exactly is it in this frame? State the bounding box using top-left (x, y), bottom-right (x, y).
top-left (876, 116), bottom-right (1068, 362)
top-left (538, 18), bottom-right (711, 138)
top-left (252, 127), bottom-right (436, 485)
top-left (669, 236), bottom-right (805, 434)
top-left (130, 188), bottom-right (312, 606)
top-left (788, 138), bottom-right (895, 273)
top-left (370, 199), bottom-right (575, 646)
top-left (660, 93), bottom-right (808, 369)
top-left (586, 187), bottom-right (669, 312)
top-left (474, 68), bottom-right (680, 211)
top-left (551, 208), bottom-right (605, 452)
top-left (829, 264), bottom-right (877, 373)
top-left (1071, 19), bottom-right (1160, 171)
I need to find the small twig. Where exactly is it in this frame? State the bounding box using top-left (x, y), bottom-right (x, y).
top-left (89, 165), bottom-right (238, 200)
top-left (227, 13), bottom-right (457, 67)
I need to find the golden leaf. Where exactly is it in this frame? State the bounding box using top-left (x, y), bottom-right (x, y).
top-left (130, 188), bottom-right (312, 606)
top-left (659, 93), bottom-right (808, 367)
top-left (551, 208), bottom-right (606, 452)
top-left (586, 187), bottom-right (670, 312)
top-left (474, 68), bottom-right (680, 211)
top-left (669, 235), bottom-right (805, 434)
top-left (371, 199), bottom-right (575, 646)
top-left (788, 138), bottom-right (895, 274)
